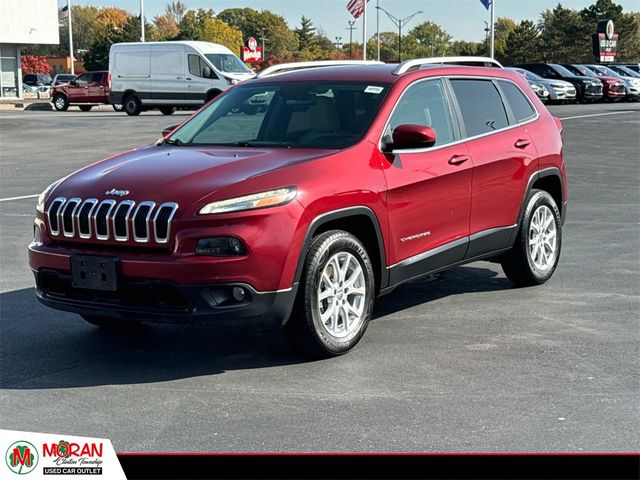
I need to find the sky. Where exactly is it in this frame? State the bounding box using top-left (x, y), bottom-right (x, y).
top-left (59, 0), bottom-right (640, 43)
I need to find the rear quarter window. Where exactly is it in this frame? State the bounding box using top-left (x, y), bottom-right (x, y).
top-left (498, 80), bottom-right (536, 123)
top-left (450, 79), bottom-right (509, 138)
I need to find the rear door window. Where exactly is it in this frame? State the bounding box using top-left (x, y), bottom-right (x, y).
top-left (450, 79), bottom-right (509, 137)
top-left (498, 81), bottom-right (536, 123)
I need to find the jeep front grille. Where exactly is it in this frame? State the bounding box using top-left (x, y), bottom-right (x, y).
top-left (46, 197), bottom-right (178, 244)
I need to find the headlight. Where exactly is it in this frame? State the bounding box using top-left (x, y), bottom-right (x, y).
top-left (199, 187), bottom-right (297, 215)
top-left (36, 179), bottom-right (63, 212)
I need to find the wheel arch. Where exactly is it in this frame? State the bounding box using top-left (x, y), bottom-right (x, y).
top-left (205, 89), bottom-right (222, 102)
top-left (294, 207), bottom-right (388, 293)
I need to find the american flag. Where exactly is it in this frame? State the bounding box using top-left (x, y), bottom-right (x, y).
top-left (58, 5), bottom-right (69, 20)
top-left (347, 0), bottom-right (369, 19)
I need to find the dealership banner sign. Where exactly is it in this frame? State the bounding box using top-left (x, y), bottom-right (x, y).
top-left (592, 19), bottom-right (619, 62)
top-left (241, 36), bottom-right (262, 63)
top-left (1, 430), bottom-right (126, 479)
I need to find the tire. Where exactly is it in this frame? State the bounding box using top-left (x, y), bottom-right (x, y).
top-left (160, 106), bottom-right (175, 115)
top-left (205, 90), bottom-right (221, 103)
top-left (112, 103), bottom-right (124, 112)
top-left (79, 105), bottom-right (92, 112)
top-left (53, 94), bottom-right (69, 111)
top-left (124, 94), bottom-right (142, 116)
top-left (81, 315), bottom-right (141, 330)
top-left (501, 189), bottom-right (562, 287)
top-left (285, 230), bottom-right (375, 357)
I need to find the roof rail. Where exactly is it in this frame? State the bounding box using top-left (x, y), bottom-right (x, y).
top-left (392, 56), bottom-right (503, 75)
top-left (257, 60), bottom-right (385, 78)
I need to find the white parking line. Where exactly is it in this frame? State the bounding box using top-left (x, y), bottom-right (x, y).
top-left (0, 194), bottom-right (38, 202)
top-left (559, 110), bottom-right (637, 120)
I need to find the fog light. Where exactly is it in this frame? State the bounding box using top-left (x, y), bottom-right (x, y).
top-left (232, 287), bottom-right (246, 302)
top-left (196, 237), bottom-right (246, 256)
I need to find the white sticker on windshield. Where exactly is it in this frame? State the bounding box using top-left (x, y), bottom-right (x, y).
top-left (364, 86), bottom-right (384, 94)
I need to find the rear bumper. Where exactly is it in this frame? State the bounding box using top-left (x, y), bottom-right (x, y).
top-left (34, 268), bottom-right (298, 330)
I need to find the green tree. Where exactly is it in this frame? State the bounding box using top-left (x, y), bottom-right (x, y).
top-left (218, 8), bottom-right (298, 59)
top-left (295, 16), bottom-right (317, 52)
top-left (539, 4), bottom-right (591, 62)
top-left (504, 20), bottom-right (543, 64)
top-left (494, 17), bottom-right (518, 60)
top-left (406, 21), bottom-right (452, 57)
top-left (449, 40), bottom-right (484, 56)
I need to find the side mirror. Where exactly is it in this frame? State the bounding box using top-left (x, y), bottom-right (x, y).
top-left (388, 124), bottom-right (437, 151)
top-left (162, 124), bottom-right (180, 137)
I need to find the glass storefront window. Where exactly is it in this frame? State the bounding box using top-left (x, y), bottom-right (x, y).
top-left (1, 44), bottom-right (19, 98)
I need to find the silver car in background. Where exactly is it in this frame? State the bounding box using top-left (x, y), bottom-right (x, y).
top-left (507, 67), bottom-right (576, 104)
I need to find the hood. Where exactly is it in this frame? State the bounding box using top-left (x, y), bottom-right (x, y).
top-left (221, 71), bottom-right (255, 82)
top-left (548, 80), bottom-right (573, 88)
top-left (51, 145), bottom-right (334, 211)
top-left (599, 75), bottom-right (625, 83)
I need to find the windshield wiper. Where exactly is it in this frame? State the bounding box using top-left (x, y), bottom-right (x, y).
top-left (164, 138), bottom-right (184, 146)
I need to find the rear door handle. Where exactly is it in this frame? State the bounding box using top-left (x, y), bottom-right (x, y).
top-left (514, 138), bottom-right (531, 148)
top-left (448, 155), bottom-right (470, 166)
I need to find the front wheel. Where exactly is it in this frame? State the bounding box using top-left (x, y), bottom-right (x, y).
top-left (285, 230), bottom-right (375, 357)
top-left (53, 94), bottom-right (69, 111)
top-left (501, 189), bottom-right (562, 286)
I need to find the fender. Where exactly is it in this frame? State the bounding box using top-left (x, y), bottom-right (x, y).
top-left (293, 206), bottom-right (389, 291)
top-left (509, 166), bottom-right (564, 245)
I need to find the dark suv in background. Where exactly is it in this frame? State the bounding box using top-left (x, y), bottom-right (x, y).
top-left (515, 63), bottom-right (603, 103)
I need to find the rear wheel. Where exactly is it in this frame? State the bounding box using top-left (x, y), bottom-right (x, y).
top-left (160, 106), bottom-right (175, 115)
top-left (285, 230), bottom-right (375, 357)
top-left (79, 105), bottom-right (92, 112)
top-left (53, 94), bottom-right (69, 111)
top-left (124, 94), bottom-right (142, 116)
top-left (501, 189), bottom-right (562, 286)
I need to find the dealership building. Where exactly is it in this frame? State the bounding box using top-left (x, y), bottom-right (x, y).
top-left (0, 0), bottom-right (59, 98)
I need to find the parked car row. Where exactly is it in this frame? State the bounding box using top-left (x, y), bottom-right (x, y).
top-left (512, 63), bottom-right (640, 103)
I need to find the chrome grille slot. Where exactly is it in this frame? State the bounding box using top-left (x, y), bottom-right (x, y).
top-left (132, 201), bottom-right (155, 243)
top-left (94, 200), bottom-right (116, 240)
top-left (76, 199), bottom-right (98, 238)
top-left (45, 197), bottom-right (178, 245)
top-left (61, 198), bottom-right (81, 237)
top-left (47, 197), bottom-right (66, 235)
top-left (153, 203), bottom-right (179, 244)
top-left (112, 200), bottom-right (135, 241)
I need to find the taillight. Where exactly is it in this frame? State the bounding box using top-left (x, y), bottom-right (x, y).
top-left (107, 73), bottom-right (111, 89)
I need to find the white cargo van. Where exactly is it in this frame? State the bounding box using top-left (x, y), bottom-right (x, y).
top-left (109, 41), bottom-right (254, 116)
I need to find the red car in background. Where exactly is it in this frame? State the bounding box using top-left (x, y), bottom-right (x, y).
top-left (562, 64), bottom-right (627, 101)
top-left (51, 71), bottom-right (123, 112)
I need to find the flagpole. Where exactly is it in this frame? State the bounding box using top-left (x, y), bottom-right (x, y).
top-left (490, 0), bottom-right (495, 58)
top-left (140, 0), bottom-right (145, 42)
top-left (362, 1), bottom-right (367, 60)
top-left (376, 0), bottom-right (380, 61)
top-left (67, 0), bottom-right (74, 75)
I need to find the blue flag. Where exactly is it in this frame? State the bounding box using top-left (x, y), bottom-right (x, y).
top-left (480, 0), bottom-right (491, 10)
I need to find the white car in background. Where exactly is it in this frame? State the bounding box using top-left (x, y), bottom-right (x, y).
top-left (507, 67), bottom-right (576, 104)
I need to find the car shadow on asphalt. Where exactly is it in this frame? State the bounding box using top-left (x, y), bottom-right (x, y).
top-left (0, 266), bottom-right (511, 390)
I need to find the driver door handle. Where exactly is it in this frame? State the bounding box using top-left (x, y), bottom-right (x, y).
top-left (515, 138), bottom-right (531, 149)
top-left (448, 155), bottom-right (470, 166)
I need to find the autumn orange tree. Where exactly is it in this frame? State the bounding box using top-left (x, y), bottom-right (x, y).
top-left (21, 55), bottom-right (51, 74)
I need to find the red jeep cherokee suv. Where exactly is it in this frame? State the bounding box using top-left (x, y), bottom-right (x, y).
top-left (30, 61), bottom-right (567, 356)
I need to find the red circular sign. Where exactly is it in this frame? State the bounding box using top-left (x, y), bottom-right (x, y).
top-left (247, 37), bottom-right (258, 51)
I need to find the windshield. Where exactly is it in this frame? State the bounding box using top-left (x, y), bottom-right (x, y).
top-left (591, 65), bottom-right (620, 77)
top-left (205, 54), bottom-right (251, 74)
top-left (519, 69), bottom-right (543, 81)
top-left (167, 81), bottom-right (390, 149)
top-left (613, 65), bottom-right (640, 77)
top-left (550, 64), bottom-right (580, 77)
top-left (569, 65), bottom-right (598, 78)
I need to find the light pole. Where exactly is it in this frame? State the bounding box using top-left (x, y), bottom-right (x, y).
top-left (346, 21), bottom-right (357, 60)
top-left (140, 0), bottom-right (145, 42)
top-left (484, 21), bottom-right (490, 56)
top-left (375, 6), bottom-right (422, 63)
top-left (259, 29), bottom-right (268, 61)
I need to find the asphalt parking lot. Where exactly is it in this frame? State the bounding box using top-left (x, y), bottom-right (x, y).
top-left (0, 103), bottom-right (638, 452)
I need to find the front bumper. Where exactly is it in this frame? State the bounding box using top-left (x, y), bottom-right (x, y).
top-left (34, 267), bottom-right (298, 330)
